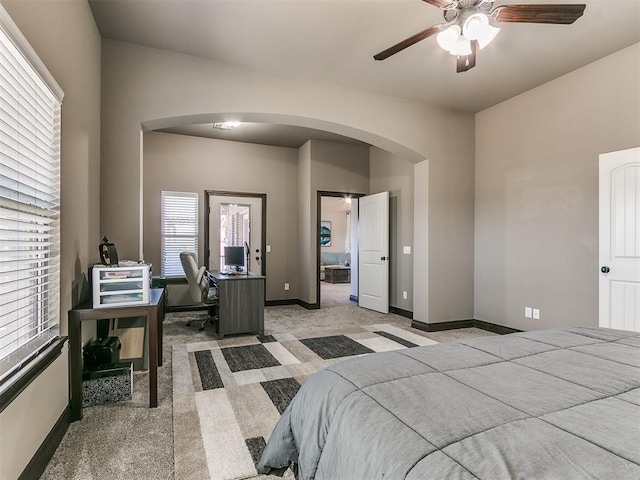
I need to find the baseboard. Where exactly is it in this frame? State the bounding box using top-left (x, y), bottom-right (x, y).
top-left (411, 319), bottom-right (521, 335)
top-left (473, 319), bottom-right (522, 335)
top-left (19, 404), bottom-right (71, 480)
top-left (265, 299), bottom-right (298, 307)
top-left (389, 306), bottom-right (413, 319)
top-left (297, 299), bottom-right (320, 310)
top-left (412, 319), bottom-right (474, 332)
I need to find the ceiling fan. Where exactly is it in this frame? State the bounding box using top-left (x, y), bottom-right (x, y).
top-left (374, 0), bottom-right (586, 73)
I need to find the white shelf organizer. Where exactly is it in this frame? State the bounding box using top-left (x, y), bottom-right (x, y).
top-left (92, 265), bottom-right (151, 308)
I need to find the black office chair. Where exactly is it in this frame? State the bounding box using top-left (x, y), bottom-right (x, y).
top-left (180, 251), bottom-right (218, 331)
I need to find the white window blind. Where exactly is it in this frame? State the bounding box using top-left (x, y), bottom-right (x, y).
top-left (0, 6), bottom-right (63, 383)
top-left (161, 191), bottom-right (198, 277)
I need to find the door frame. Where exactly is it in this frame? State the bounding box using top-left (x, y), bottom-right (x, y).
top-left (316, 190), bottom-right (365, 309)
top-left (204, 190), bottom-right (267, 276)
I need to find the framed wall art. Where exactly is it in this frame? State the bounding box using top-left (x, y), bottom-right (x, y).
top-left (320, 221), bottom-right (331, 247)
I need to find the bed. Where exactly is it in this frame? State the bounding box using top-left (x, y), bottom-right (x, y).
top-left (258, 326), bottom-right (640, 479)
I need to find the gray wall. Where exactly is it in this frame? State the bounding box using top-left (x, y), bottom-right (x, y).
top-left (0, 1), bottom-right (101, 478)
top-left (474, 43), bottom-right (640, 331)
top-left (143, 134), bottom-right (417, 313)
top-left (100, 39), bottom-right (476, 320)
top-left (428, 117), bottom-right (476, 324)
top-left (297, 141), bottom-right (312, 303)
top-left (298, 140), bottom-right (370, 305)
top-left (302, 140), bottom-right (370, 305)
top-left (370, 147), bottom-right (414, 312)
top-left (413, 161), bottom-right (429, 323)
top-left (143, 131), bottom-right (299, 302)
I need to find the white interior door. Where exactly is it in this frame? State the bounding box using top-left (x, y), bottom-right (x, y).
top-left (599, 147), bottom-right (640, 332)
top-left (359, 191), bottom-right (389, 313)
top-left (208, 194), bottom-right (262, 274)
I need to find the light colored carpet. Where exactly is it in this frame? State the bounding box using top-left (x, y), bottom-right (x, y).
top-left (41, 300), bottom-right (493, 480)
top-left (172, 323), bottom-right (439, 480)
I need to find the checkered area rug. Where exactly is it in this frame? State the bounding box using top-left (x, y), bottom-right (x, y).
top-left (172, 323), bottom-right (438, 480)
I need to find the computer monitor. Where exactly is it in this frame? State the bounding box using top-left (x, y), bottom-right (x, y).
top-left (224, 246), bottom-right (245, 271)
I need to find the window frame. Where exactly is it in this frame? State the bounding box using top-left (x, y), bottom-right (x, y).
top-left (0, 4), bottom-right (65, 398)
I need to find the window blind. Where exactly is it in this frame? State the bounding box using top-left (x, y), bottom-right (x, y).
top-left (0, 7), bottom-right (62, 384)
top-left (161, 191), bottom-right (198, 277)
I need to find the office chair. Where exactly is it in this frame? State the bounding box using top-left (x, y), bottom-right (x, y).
top-left (180, 251), bottom-right (218, 331)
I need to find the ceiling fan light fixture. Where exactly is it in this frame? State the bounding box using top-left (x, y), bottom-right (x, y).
top-left (449, 36), bottom-right (472, 56)
top-left (373, 1), bottom-right (586, 73)
top-left (462, 13), bottom-right (487, 40)
top-left (436, 24), bottom-right (461, 53)
top-left (462, 12), bottom-right (500, 49)
top-left (437, 12), bottom-right (499, 56)
top-left (476, 23), bottom-right (500, 49)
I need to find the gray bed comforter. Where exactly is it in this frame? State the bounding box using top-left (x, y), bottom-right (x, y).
top-left (257, 327), bottom-right (640, 479)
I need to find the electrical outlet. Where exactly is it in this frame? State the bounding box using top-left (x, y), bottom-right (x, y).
top-left (284, 283), bottom-right (289, 291)
top-left (533, 308), bottom-right (540, 320)
top-left (403, 246), bottom-right (411, 255)
top-left (525, 307), bottom-right (532, 318)
top-left (266, 245), bottom-right (271, 253)
top-left (403, 291), bottom-right (408, 299)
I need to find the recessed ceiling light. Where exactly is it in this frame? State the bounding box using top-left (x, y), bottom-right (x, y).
top-left (213, 121), bottom-right (241, 130)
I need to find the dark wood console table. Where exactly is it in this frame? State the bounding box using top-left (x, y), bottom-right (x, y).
top-left (210, 271), bottom-right (265, 339)
top-left (68, 288), bottom-right (165, 421)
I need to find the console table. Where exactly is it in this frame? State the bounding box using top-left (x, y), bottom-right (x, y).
top-left (324, 266), bottom-right (351, 284)
top-left (68, 288), bottom-right (165, 421)
top-left (210, 271), bottom-right (265, 339)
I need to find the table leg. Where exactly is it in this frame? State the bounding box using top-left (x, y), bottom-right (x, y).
top-left (148, 307), bottom-right (158, 408)
top-left (68, 313), bottom-right (83, 421)
top-left (158, 298), bottom-right (163, 367)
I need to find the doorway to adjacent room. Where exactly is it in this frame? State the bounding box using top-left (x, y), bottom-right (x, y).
top-left (318, 192), bottom-right (361, 308)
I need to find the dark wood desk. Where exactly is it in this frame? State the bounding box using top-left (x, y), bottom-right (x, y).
top-left (210, 271), bottom-right (265, 339)
top-left (68, 288), bottom-right (165, 421)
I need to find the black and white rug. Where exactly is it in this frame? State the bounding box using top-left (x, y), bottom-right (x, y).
top-left (172, 323), bottom-right (438, 480)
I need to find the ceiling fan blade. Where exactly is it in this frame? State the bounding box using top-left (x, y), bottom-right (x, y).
top-left (374, 25), bottom-right (442, 61)
top-left (421, 0), bottom-right (451, 8)
top-left (456, 40), bottom-right (477, 73)
top-left (492, 4), bottom-right (586, 24)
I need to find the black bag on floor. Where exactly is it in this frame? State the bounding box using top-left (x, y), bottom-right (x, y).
top-left (83, 336), bottom-right (121, 366)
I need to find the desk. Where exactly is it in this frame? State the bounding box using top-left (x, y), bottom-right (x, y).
top-left (210, 271), bottom-right (265, 339)
top-left (68, 288), bottom-right (165, 421)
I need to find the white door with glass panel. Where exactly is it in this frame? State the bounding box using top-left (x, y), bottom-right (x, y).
top-left (359, 191), bottom-right (389, 313)
top-left (208, 195), bottom-right (262, 274)
top-left (599, 147), bottom-right (640, 332)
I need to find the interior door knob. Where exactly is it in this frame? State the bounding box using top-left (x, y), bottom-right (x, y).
top-left (601, 266), bottom-right (610, 273)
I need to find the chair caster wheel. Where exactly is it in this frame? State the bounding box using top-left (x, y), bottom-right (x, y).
top-left (199, 326), bottom-right (205, 331)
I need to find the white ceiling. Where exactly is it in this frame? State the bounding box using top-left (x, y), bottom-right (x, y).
top-left (89, 0), bottom-right (640, 147)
